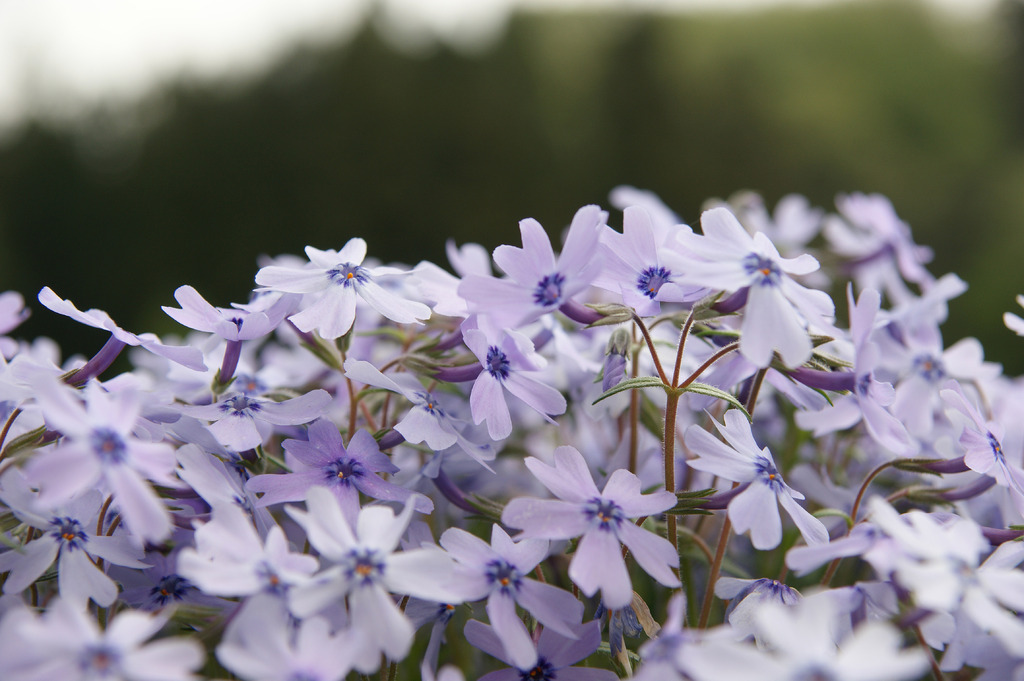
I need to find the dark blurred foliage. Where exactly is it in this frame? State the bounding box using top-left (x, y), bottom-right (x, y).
top-left (1, 0), bottom-right (1023, 372)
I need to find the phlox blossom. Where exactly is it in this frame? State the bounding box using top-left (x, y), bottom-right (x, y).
top-left (502, 445), bottom-right (680, 609)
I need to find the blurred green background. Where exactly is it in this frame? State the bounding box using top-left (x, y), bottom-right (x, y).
top-left (1, 0), bottom-right (1023, 372)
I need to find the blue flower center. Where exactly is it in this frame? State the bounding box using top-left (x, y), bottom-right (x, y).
top-left (989, 432), bottom-right (1004, 462)
top-left (486, 346), bottom-right (511, 381)
top-left (855, 373), bottom-right (873, 397)
top-left (90, 427), bottom-right (127, 463)
top-left (221, 395), bottom-right (262, 416)
top-left (636, 266), bottom-right (672, 299)
top-left (79, 644), bottom-right (121, 677)
top-left (51, 516), bottom-right (88, 551)
top-left (485, 559), bottom-right (523, 594)
top-left (742, 254), bottom-right (781, 287)
top-left (435, 602), bottom-right (457, 624)
top-left (326, 263), bottom-right (367, 288)
top-left (235, 373), bottom-right (266, 396)
top-left (325, 458), bottom-right (363, 486)
top-left (533, 273), bottom-right (566, 307)
top-left (584, 498), bottom-right (624, 532)
top-left (912, 355), bottom-right (945, 382)
top-left (754, 456), bottom-right (783, 491)
top-left (256, 562), bottom-right (289, 595)
top-left (346, 548), bottom-right (385, 586)
top-left (519, 657), bottom-right (556, 681)
top-left (149, 574), bottom-right (194, 606)
top-left (416, 391), bottom-right (445, 416)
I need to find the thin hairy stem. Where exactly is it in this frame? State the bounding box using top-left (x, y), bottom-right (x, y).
top-left (679, 342), bottom-right (741, 390)
top-left (671, 307), bottom-right (697, 388)
top-left (632, 313), bottom-right (670, 385)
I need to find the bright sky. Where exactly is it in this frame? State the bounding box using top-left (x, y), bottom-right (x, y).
top-left (0, 0), bottom-right (1002, 131)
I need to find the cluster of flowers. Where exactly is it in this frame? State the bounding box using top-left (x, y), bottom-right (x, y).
top-left (0, 185), bottom-right (1022, 681)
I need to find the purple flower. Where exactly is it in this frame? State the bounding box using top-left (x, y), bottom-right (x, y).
top-left (464, 618), bottom-right (618, 681)
top-left (38, 286), bottom-right (206, 373)
top-left (162, 285), bottom-right (297, 341)
top-left (825, 192), bottom-right (934, 304)
top-left (440, 524), bottom-right (583, 669)
top-left (246, 420), bottom-right (433, 521)
top-left (176, 502), bottom-right (319, 598)
top-left (22, 377), bottom-right (180, 542)
top-left (676, 207), bottom-right (835, 367)
top-left (217, 596), bottom-right (362, 681)
top-left (175, 443), bottom-right (277, 537)
top-left (592, 205), bottom-right (703, 316)
top-left (0, 476), bottom-right (148, 608)
top-left (343, 359), bottom-right (493, 467)
top-left (461, 322), bottom-right (566, 441)
top-left (502, 445), bottom-right (680, 609)
top-left (684, 409), bottom-right (828, 550)
top-left (715, 577), bottom-right (801, 639)
top-left (285, 487), bottom-right (460, 669)
top-left (254, 239), bottom-right (431, 339)
top-left (0, 291), bottom-right (29, 358)
top-left (458, 205), bottom-right (607, 329)
top-left (0, 597), bottom-right (204, 681)
top-left (795, 287), bottom-right (915, 456)
top-left (941, 380), bottom-right (1024, 516)
top-left (180, 388), bottom-right (331, 452)
top-left (1004, 294), bottom-right (1024, 337)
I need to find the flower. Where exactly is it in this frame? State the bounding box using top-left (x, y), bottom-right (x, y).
top-left (592, 205), bottom-right (703, 316)
top-left (22, 377), bottom-right (180, 542)
top-left (440, 524), bottom-right (583, 669)
top-left (794, 287), bottom-right (915, 456)
top-left (254, 239), bottom-right (431, 339)
top-left (461, 322), bottom-right (566, 441)
top-left (38, 286), bottom-right (206, 373)
top-left (162, 285), bottom-right (297, 342)
top-left (246, 421), bottom-right (433, 521)
top-left (683, 594), bottom-right (929, 681)
top-left (457, 205), bottom-right (607, 329)
top-left (684, 409), bottom-right (829, 550)
top-left (176, 502), bottom-right (319, 599)
top-left (464, 618), bottom-right (618, 681)
top-left (502, 445), bottom-right (680, 608)
top-left (343, 359), bottom-right (493, 467)
top-left (285, 487), bottom-right (460, 669)
top-left (217, 596), bottom-right (362, 681)
top-left (0, 475), bottom-right (147, 608)
top-left (941, 379), bottom-right (1024, 516)
top-left (676, 206), bottom-right (835, 367)
top-left (179, 388), bottom-right (331, 452)
top-left (0, 598), bottom-right (204, 681)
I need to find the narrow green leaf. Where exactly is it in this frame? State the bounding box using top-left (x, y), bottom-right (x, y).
top-left (592, 376), bottom-right (668, 405)
top-left (680, 382), bottom-right (751, 420)
top-left (812, 508), bottom-right (854, 529)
